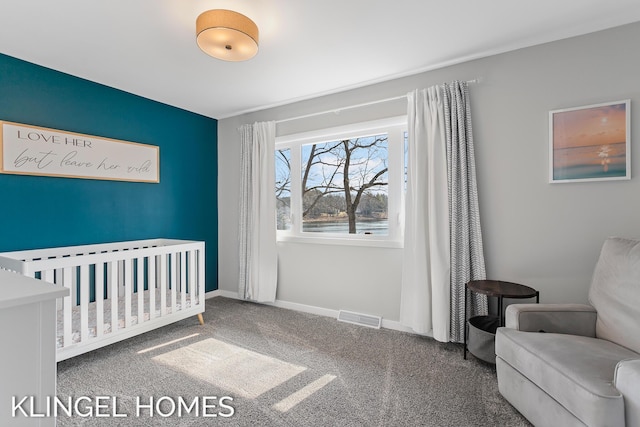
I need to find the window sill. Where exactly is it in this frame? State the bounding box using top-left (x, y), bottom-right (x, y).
top-left (276, 234), bottom-right (404, 249)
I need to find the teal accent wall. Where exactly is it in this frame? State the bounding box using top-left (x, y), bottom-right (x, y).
top-left (0, 53), bottom-right (218, 291)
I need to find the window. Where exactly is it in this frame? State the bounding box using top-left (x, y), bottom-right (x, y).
top-left (276, 148), bottom-right (291, 231)
top-left (404, 130), bottom-right (408, 192)
top-left (275, 117), bottom-right (406, 247)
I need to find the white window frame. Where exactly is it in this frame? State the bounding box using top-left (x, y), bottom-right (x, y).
top-left (276, 116), bottom-right (406, 248)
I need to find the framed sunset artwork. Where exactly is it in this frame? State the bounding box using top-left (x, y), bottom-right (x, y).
top-left (549, 100), bottom-right (630, 183)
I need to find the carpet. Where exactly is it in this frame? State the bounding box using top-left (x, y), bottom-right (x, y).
top-left (56, 297), bottom-right (530, 426)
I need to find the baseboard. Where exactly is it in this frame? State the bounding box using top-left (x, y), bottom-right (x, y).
top-left (205, 289), bottom-right (232, 299)
top-left (205, 289), bottom-right (432, 337)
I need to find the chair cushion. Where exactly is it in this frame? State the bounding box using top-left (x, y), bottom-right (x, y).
top-left (496, 328), bottom-right (639, 427)
top-left (589, 237), bottom-right (640, 354)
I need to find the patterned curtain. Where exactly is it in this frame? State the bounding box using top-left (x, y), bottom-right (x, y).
top-left (442, 81), bottom-right (487, 343)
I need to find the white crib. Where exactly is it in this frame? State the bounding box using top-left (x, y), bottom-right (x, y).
top-left (0, 239), bottom-right (205, 361)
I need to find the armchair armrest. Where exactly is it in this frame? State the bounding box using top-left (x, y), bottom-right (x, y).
top-left (615, 359), bottom-right (640, 427)
top-left (504, 303), bottom-right (597, 337)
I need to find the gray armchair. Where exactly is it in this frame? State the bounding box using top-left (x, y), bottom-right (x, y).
top-left (496, 237), bottom-right (640, 427)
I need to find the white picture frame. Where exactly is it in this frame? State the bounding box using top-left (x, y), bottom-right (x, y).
top-left (549, 100), bottom-right (630, 183)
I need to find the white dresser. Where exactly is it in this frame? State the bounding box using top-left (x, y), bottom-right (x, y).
top-left (0, 269), bottom-right (68, 426)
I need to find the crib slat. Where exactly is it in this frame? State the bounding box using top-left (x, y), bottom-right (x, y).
top-left (148, 256), bottom-right (156, 320)
top-left (63, 267), bottom-right (72, 349)
top-left (42, 269), bottom-right (56, 312)
top-left (159, 254), bottom-right (167, 316)
top-left (108, 262), bottom-right (118, 334)
top-left (118, 260), bottom-right (125, 298)
top-left (188, 250), bottom-right (196, 308)
top-left (137, 257), bottom-right (144, 325)
top-left (80, 265), bottom-right (90, 342)
top-left (198, 248), bottom-right (204, 306)
top-left (95, 263), bottom-right (104, 337)
top-left (180, 251), bottom-right (186, 311)
top-left (71, 267), bottom-right (78, 316)
top-left (170, 253), bottom-right (177, 314)
top-left (54, 268), bottom-right (63, 312)
top-left (124, 259), bottom-right (132, 328)
top-left (42, 269), bottom-right (54, 284)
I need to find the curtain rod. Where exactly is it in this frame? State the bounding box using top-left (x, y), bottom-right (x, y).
top-left (275, 78), bottom-right (479, 125)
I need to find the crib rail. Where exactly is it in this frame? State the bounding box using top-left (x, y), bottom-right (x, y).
top-left (0, 239), bottom-right (205, 361)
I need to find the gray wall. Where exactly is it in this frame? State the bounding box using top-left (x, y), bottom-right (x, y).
top-left (218, 22), bottom-right (640, 321)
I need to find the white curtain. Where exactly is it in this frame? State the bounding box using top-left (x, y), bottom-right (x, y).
top-left (400, 87), bottom-right (451, 341)
top-left (400, 82), bottom-right (487, 343)
top-left (238, 121), bottom-right (278, 302)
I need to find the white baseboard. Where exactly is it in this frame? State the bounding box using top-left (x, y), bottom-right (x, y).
top-left (205, 289), bottom-right (232, 299)
top-left (205, 289), bottom-right (431, 337)
top-left (268, 299), bottom-right (339, 318)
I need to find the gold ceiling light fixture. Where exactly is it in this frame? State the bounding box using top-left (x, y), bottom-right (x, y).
top-left (196, 9), bottom-right (259, 62)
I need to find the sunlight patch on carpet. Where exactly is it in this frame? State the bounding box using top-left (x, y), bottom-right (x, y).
top-left (137, 333), bottom-right (201, 354)
top-left (152, 338), bottom-right (306, 398)
top-left (273, 374), bottom-right (336, 412)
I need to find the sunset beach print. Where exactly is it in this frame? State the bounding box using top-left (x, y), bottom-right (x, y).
top-left (551, 101), bottom-right (629, 182)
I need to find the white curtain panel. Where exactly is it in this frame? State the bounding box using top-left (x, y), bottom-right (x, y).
top-left (400, 87), bottom-right (452, 341)
top-left (238, 121), bottom-right (278, 303)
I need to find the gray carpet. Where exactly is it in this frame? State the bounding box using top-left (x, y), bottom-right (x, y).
top-left (57, 297), bottom-right (530, 426)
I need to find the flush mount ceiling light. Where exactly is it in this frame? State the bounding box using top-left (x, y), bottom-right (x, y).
top-left (196, 9), bottom-right (259, 62)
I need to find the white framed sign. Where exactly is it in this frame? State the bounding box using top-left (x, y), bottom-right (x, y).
top-left (0, 121), bottom-right (159, 183)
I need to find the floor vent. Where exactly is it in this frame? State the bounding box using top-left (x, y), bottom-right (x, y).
top-left (337, 310), bottom-right (382, 329)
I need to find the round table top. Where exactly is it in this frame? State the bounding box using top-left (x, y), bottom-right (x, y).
top-left (466, 280), bottom-right (538, 298)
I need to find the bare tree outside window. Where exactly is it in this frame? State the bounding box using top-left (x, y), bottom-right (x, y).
top-left (301, 134), bottom-right (389, 234)
top-left (276, 148), bottom-right (291, 230)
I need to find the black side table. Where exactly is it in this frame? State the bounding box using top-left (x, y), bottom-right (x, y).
top-left (463, 280), bottom-right (539, 361)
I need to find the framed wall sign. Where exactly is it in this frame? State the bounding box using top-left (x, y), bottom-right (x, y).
top-left (0, 121), bottom-right (159, 183)
top-left (549, 100), bottom-right (630, 183)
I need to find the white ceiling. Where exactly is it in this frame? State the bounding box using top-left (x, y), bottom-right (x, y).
top-left (1, 1), bottom-right (640, 119)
